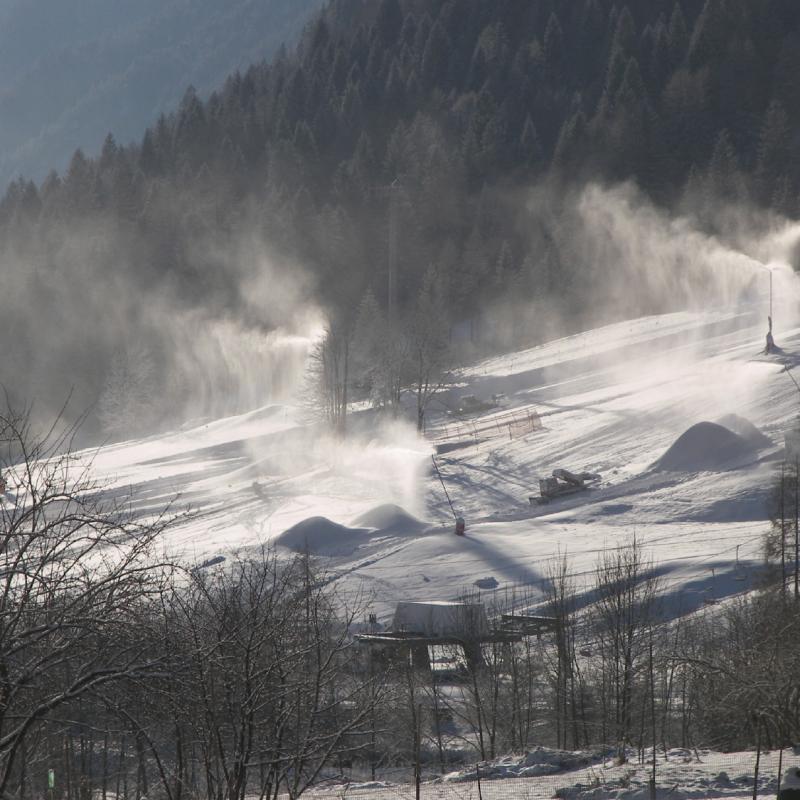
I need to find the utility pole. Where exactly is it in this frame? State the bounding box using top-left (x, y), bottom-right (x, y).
top-left (768, 267), bottom-right (773, 335)
top-left (759, 264), bottom-right (773, 333)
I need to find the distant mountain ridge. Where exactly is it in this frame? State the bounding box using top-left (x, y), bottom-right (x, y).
top-left (0, 0), bottom-right (323, 185)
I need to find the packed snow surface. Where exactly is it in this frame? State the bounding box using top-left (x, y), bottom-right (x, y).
top-left (31, 303), bottom-right (800, 620)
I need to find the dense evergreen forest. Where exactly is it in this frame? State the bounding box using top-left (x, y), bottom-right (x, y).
top-left (1, 0), bottom-right (798, 437)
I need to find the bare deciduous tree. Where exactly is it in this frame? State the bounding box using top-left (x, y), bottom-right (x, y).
top-left (591, 537), bottom-right (661, 761)
top-left (152, 550), bottom-right (381, 800)
top-left (408, 267), bottom-right (451, 432)
top-left (0, 403), bottom-right (173, 796)
top-left (305, 323), bottom-right (351, 435)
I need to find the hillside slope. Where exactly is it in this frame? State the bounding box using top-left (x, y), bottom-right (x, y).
top-left (47, 286), bottom-right (799, 620)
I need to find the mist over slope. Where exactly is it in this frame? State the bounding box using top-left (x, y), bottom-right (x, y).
top-left (0, 0), bottom-right (323, 185)
top-left (75, 303), bottom-right (799, 619)
top-left (3, 0), bottom-right (800, 442)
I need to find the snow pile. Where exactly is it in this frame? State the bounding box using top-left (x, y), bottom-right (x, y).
top-left (717, 413), bottom-right (772, 449)
top-left (443, 747), bottom-right (605, 782)
top-left (352, 503), bottom-right (428, 534)
top-left (554, 773), bottom-right (777, 800)
top-left (274, 517), bottom-right (370, 557)
top-left (557, 785), bottom-right (688, 800)
top-left (783, 766), bottom-right (800, 793)
top-left (439, 746), bottom-right (790, 800)
top-left (338, 781), bottom-right (392, 791)
top-left (275, 505), bottom-right (428, 560)
top-left (655, 422), bottom-right (758, 472)
top-left (551, 749), bottom-right (783, 800)
top-left (310, 779), bottom-right (394, 792)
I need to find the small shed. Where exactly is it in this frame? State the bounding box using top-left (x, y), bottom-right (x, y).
top-left (392, 601), bottom-right (489, 638)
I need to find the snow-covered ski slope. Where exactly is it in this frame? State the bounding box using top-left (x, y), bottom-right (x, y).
top-left (79, 303), bottom-right (800, 620)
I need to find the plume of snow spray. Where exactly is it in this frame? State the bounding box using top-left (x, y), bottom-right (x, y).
top-left (572, 183), bottom-right (800, 326)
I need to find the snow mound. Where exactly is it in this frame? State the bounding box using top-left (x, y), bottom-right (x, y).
top-left (716, 413), bottom-right (772, 449)
top-left (655, 422), bottom-right (758, 472)
top-left (274, 517), bottom-right (369, 557)
top-left (352, 504), bottom-right (428, 533)
top-left (444, 747), bottom-right (604, 782)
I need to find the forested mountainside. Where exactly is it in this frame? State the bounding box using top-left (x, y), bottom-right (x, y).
top-left (1, 0), bottom-right (798, 438)
top-left (0, 0), bottom-right (323, 186)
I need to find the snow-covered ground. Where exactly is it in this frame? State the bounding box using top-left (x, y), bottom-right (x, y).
top-left (4, 291), bottom-right (799, 798)
top-left (308, 747), bottom-right (797, 800)
top-left (36, 301), bottom-right (799, 626)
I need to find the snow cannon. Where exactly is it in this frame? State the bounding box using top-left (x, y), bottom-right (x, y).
top-left (454, 517), bottom-right (466, 536)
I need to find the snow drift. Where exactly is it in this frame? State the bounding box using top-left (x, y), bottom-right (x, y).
top-left (274, 516), bottom-right (370, 557)
top-left (351, 503), bottom-right (428, 533)
top-left (443, 746), bottom-right (606, 782)
top-left (655, 421), bottom-right (759, 472)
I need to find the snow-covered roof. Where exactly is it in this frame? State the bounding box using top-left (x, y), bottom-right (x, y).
top-left (392, 601), bottom-right (489, 638)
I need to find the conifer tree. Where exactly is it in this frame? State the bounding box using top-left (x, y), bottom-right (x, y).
top-left (519, 115), bottom-right (543, 170)
top-left (756, 100), bottom-right (792, 206)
